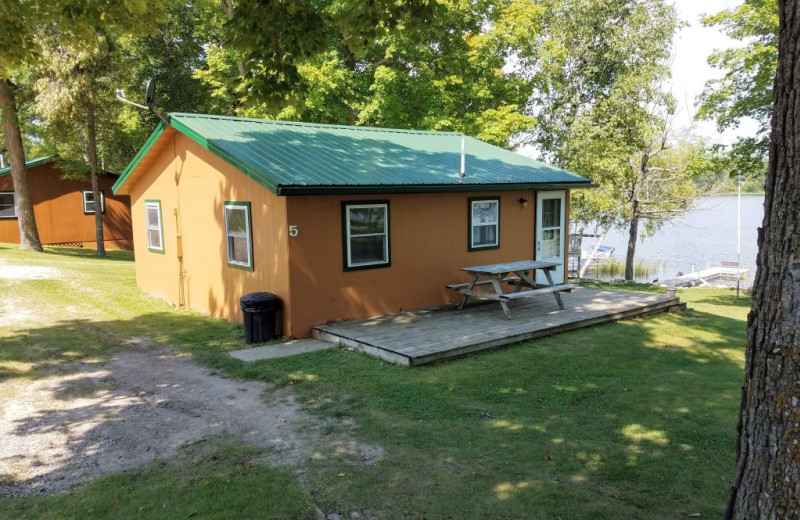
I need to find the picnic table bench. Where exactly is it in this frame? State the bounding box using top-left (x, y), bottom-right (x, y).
top-left (446, 260), bottom-right (575, 318)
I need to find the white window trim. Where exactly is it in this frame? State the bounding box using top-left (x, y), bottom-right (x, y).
top-left (345, 202), bottom-right (390, 269)
top-left (145, 201), bottom-right (164, 252)
top-left (224, 202), bottom-right (253, 269)
top-left (0, 191), bottom-right (16, 219)
top-left (82, 190), bottom-right (105, 214)
top-left (470, 199), bottom-right (500, 249)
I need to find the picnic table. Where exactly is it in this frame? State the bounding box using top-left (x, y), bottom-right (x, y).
top-left (446, 260), bottom-right (575, 318)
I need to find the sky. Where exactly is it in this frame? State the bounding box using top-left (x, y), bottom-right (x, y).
top-left (669, 0), bottom-right (759, 144)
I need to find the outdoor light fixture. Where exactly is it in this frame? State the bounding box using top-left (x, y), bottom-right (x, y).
top-left (519, 197), bottom-right (528, 207)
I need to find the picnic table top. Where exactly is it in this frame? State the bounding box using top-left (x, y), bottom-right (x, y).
top-left (461, 260), bottom-right (560, 275)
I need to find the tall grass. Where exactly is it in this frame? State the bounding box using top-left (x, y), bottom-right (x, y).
top-left (583, 258), bottom-right (664, 280)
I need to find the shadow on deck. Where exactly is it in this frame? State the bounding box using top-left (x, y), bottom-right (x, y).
top-left (313, 287), bottom-right (685, 366)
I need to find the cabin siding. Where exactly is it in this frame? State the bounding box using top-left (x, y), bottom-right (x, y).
top-left (0, 163), bottom-right (133, 249)
top-left (284, 190), bottom-right (538, 337)
top-left (128, 133), bottom-right (292, 330)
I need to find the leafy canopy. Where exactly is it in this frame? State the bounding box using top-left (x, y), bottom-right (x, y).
top-left (0, 0), bottom-right (159, 79)
top-left (696, 0), bottom-right (778, 176)
top-left (198, 0), bottom-right (538, 147)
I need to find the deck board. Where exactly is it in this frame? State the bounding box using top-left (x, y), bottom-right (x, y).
top-left (313, 287), bottom-right (684, 366)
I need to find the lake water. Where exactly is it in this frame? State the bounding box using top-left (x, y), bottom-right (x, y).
top-left (582, 194), bottom-right (765, 286)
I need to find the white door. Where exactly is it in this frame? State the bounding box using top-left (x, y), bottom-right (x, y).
top-left (535, 191), bottom-right (566, 285)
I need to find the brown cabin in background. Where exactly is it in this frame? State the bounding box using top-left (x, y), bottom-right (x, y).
top-left (0, 156), bottom-right (133, 250)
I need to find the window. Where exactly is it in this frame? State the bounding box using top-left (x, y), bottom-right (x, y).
top-left (469, 197), bottom-right (500, 250)
top-left (0, 192), bottom-right (16, 219)
top-left (343, 202), bottom-right (390, 270)
top-left (82, 190), bottom-right (105, 214)
top-left (224, 202), bottom-right (253, 270)
top-left (145, 200), bottom-right (164, 253)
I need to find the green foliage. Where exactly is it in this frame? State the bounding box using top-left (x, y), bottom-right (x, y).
top-left (0, 0), bottom-right (162, 79)
top-left (224, 0), bottom-right (435, 108)
top-left (689, 143), bottom-right (766, 193)
top-left (5, 0), bottom-right (733, 195)
top-left (106, 0), bottom-right (222, 170)
top-left (32, 30), bottom-right (123, 174)
top-left (194, 0), bottom-right (537, 147)
top-left (0, 0), bottom-right (39, 77)
top-left (521, 0), bottom-right (680, 164)
top-left (1, 0), bottom-right (168, 175)
top-left (29, 0), bottom-right (214, 173)
top-left (696, 0), bottom-right (778, 177)
top-left (528, 0), bottom-right (707, 276)
top-left (9, 0), bottom-right (542, 165)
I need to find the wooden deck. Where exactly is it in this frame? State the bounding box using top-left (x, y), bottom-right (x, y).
top-left (313, 287), bottom-right (685, 366)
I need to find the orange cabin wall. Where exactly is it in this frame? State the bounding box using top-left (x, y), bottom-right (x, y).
top-left (285, 190), bottom-right (545, 337)
top-left (128, 133), bottom-right (292, 329)
top-left (0, 163), bottom-right (133, 249)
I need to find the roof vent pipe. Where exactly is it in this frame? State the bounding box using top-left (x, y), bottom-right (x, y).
top-left (460, 137), bottom-right (466, 178)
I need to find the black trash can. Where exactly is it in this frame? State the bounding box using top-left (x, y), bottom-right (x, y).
top-left (240, 292), bottom-right (281, 343)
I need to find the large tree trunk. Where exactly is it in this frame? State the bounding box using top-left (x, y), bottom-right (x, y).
top-left (724, 1), bottom-right (800, 517)
top-left (0, 79), bottom-right (43, 252)
top-left (86, 97), bottom-right (106, 258)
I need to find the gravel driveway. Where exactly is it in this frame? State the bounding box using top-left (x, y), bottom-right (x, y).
top-left (0, 347), bottom-right (382, 497)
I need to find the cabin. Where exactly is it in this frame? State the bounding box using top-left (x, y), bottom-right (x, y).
top-left (0, 156), bottom-right (133, 250)
top-left (113, 113), bottom-right (592, 338)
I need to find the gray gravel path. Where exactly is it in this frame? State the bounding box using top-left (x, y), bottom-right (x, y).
top-left (0, 349), bottom-right (382, 497)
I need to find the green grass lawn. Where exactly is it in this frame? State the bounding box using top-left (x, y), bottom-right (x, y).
top-left (0, 244), bottom-right (747, 519)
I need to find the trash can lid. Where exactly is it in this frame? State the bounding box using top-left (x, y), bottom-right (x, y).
top-left (240, 292), bottom-right (281, 311)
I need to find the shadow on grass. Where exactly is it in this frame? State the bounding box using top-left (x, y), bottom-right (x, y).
top-left (42, 246), bottom-right (134, 262)
top-left (689, 292), bottom-right (753, 309)
top-left (0, 243), bottom-right (134, 262)
top-left (0, 312), bottom-right (250, 382)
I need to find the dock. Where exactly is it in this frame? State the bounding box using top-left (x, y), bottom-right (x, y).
top-left (666, 262), bottom-right (749, 287)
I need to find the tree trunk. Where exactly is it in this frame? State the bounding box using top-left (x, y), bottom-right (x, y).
top-left (220, 0), bottom-right (246, 77)
top-left (724, 1), bottom-right (800, 517)
top-left (86, 96), bottom-right (106, 257)
top-left (0, 79), bottom-right (43, 252)
top-left (624, 200), bottom-right (639, 281)
top-left (625, 155), bottom-right (649, 281)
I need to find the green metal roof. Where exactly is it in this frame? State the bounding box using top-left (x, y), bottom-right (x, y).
top-left (0, 155), bottom-right (56, 177)
top-left (115, 113), bottom-right (592, 195)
